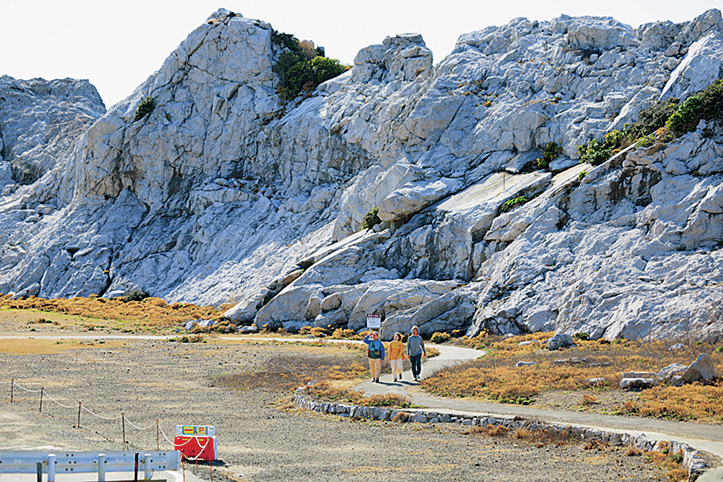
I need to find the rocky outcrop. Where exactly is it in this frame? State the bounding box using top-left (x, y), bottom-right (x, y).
top-left (619, 354), bottom-right (718, 389)
top-left (0, 76), bottom-right (105, 188)
top-left (1, 8), bottom-right (723, 342)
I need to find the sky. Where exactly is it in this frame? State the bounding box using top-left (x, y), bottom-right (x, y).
top-left (1, 0), bottom-right (721, 108)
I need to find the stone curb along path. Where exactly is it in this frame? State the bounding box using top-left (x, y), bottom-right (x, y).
top-left (3, 334), bottom-right (722, 480)
top-left (290, 342), bottom-right (723, 482)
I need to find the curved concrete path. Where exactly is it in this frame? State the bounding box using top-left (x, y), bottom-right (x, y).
top-left (353, 343), bottom-right (723, 482)
top-left (4, 334), bottom-right (722, 480)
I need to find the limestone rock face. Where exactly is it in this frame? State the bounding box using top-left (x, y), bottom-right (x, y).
top-left (682, 353), bottom-right (718, 383)
top-left (2, 8), bottom-right (723, 342)
top-left (0, 76), bottom-right (105, 186)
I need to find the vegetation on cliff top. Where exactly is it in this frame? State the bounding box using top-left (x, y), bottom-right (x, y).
top-left (271, 29), bottom-right (348, 103)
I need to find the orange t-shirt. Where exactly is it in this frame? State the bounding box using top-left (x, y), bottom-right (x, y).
top-left (388, 340), bottom-right (405, 360)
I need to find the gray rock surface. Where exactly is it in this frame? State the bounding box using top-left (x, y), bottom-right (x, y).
top-left (657, 363), bottom-right (688, 383)
top-left (0, 76), bottom-right (106, 186)
top-left (2, 8), bottom-right (723, 343)
top-left (548, 334), bottom-right (576, 351)
top-left (682, 353), bottom-right (718, 383)
top-left (620, 378), bottom-right (656, 390)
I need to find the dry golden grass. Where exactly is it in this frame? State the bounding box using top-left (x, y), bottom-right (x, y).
top-left (1, 294), bottom-right (220, 328)
top-left (616, 380), bottom-right (723, 422)
top-left (216, 352), bottom-right (369, 393)
top-left (423, 331), bottom-right (723, 421)
top-left (0, 338), bottom-right (125, 355)
top-left (304, 380), bottom-right (416, 409)
top-left (463, 424), bottom-right (510, 437)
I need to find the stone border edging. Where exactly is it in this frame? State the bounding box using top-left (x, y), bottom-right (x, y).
top-left (292, 386), bottom-right (708, 480)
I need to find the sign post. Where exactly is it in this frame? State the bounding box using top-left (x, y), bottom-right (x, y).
top-left (366, 314), bottom-right (381, 330)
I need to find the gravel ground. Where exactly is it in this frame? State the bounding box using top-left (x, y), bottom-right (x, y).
top-left (0, 333), bottom-right (671, 481)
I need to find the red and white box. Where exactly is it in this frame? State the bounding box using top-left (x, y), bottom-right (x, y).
top-left (175, 425), bottom-right (217, 461)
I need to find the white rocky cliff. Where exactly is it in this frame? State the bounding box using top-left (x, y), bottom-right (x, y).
top-left (1, 8), bottom-right (722, 342)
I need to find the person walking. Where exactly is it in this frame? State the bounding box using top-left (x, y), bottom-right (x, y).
top-left (406, 325), bottom-right (426, 381)
top-left (363, 330), bottom-right (385, 383)
top-left (388, 332), bottom-right (406, 382)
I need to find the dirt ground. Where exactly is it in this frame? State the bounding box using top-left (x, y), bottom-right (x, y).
top-left (0, 311), bottom-right (673, 481)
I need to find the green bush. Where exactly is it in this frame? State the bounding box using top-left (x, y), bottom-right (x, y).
top-left (666, 79), bottom-right (723, 134)
top-left (536, 141), bottom-right (563, 169)
top-left (573, 332), bottom-right (589, 341)
top-left (626, 98), bottom-right (680, 140)
top-left (271, 29), bottom-right (347, 103)
top-left (134, 96), bottom-right (155, 121)
top-left (124, 289), bottom-right (149, 303)
top-left (577, 171), bottom-right (587, 181)
top-left (430, 332), bottom-right (451, 344)
top-left (362, 207), bottom-right (381, 230)
top-left (500, 195), bottom-right (528, 213)
top-left (577, 129), bottom-right (627, 166)
top-left (635, 133), bottom-right (656, 148)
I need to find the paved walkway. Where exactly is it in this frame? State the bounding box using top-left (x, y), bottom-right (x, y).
top-left (353, 343), bottom-right (723, 482)
top-left (3, 334), bottom-right (722, 480)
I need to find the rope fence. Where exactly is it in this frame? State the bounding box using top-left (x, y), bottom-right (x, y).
top-left (6, 378), bottom-right (212, 459)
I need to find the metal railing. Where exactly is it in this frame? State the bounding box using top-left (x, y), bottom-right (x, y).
top-left (0, 450), bottom-right (180, 481)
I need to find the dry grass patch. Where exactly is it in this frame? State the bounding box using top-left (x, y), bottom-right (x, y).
top-left (216, 352), bottom-right (368, 393)
top-left (616, 380), bottom-right (723, 422)
top-left (0, 338), bottom-right (125, 355)
top-left (305, 380), bottom-right (416, 409)
top-left (423, 331), bottom-right (723, 421)
top-left (1, 294), bottom-right (219, 329)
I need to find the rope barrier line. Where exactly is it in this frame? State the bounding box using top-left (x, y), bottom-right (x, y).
top-left (9, 379), bottom-right (216, 458)
top-left (81, 404), bottom-right (121, 421)
top-left (124, 417), bottom-right (157, 431)
top-left (41, 390), bottom-right (76, 409)
top-left (159, 424), bottom-right (176, 446)
top-left (12, 380), bottom-right (42, 393)
top-left (8, 379), bottom-right (180, 448)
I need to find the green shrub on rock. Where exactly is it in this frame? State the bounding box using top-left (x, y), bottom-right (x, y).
top-left (500, 195), bottom-right (528, 213)
top-left (626, 98), bottom-right (680, 140)
top-left (577, 130), bottom-right (626, 166)
top-left (271, 29), bottom-right (348, 103)
top-left (666, 79), bottom-right (723, 134)
top-left (430, 332), bottom-right (451, 343)
top-left (536, 141), bottom-right (563, 169)
top-left (362, 207), bottom-right (381, 230)
top-left (577, 80), bottom-right (723, 167)
top-left (133, 96), bottom-right (155, 121)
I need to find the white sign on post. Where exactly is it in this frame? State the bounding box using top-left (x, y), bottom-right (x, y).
top-left (366, 314), bottom-right (381, 329)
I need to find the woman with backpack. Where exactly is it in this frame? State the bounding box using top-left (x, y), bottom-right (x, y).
top-left (363, 330), bottom-right (385, 383)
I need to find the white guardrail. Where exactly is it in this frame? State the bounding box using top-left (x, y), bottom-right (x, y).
top-left (0, 450), bottom-right (180, 481)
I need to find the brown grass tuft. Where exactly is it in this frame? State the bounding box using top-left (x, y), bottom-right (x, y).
top-left (626, 445), bottom-right (643, 456)
top-left (304, 380), bottom-right (414, 408)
